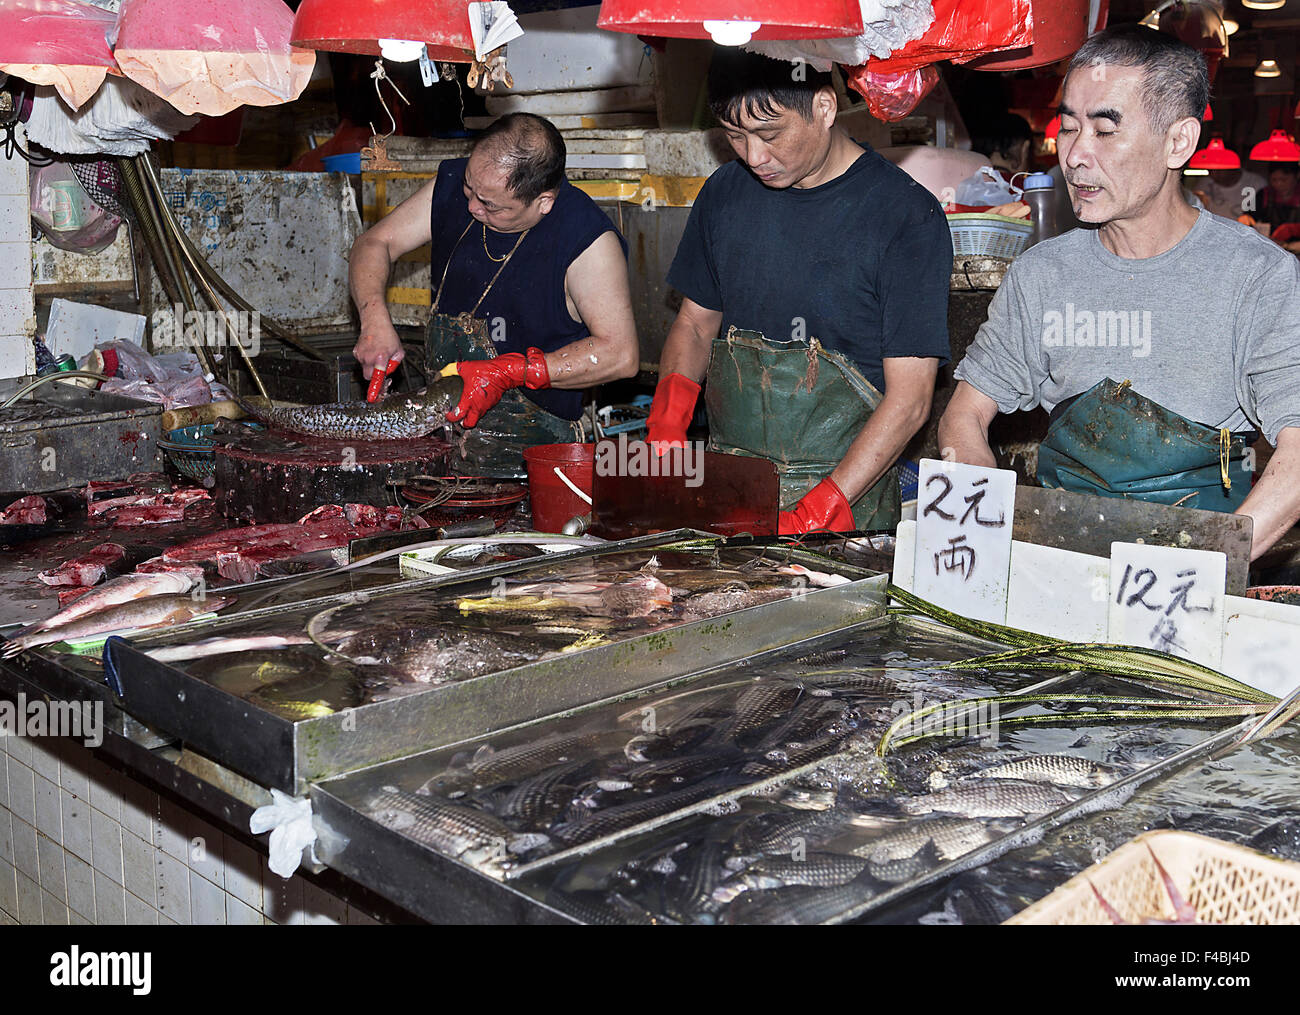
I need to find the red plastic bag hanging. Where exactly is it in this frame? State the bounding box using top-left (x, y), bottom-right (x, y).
top-left (853, 64), bottom-right (940, 122)
top-left (862, 0), bottom-right (1034, 74)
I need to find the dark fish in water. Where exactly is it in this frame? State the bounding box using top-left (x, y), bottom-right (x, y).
top-left (550, 779), bottom-right (737, 847)
top-left (867, 839), bottom-right (942, 885)
top-left (850, 817), bottom-right (997, 863)
top-left (679, 586), bottom-right (797, 621)
top-left (741, 736), bottom-right (845, 780)
top-left (722, 880), bottom-right (874, 925)
top-left (1248, 819), bottom-right (1300, 859)
top-left (735, 808), bottom-right (857, 856)
top-left (365, 785), bottom-right (546, 874)
top-left (420, 732), bottom-right (613, 796)
top-left (497, 760), bottom-right (592, 826)
top-left (239, 376), bottom-right (464, 441)
top-left (721, 682), bottom-right (804, 743)
top-left (662, 839), bottom-right (727, 923)
top-left (337, 624), bottom-right (532, 684)
top-left (2, 593), bottom-right (234, 657)
top-left (901, 779), bottom-right (1072, 819)
top-left (713, 853), bottom-right (871, 904)
top-left (967, 754), bottom-right (1122, 790)
top-left (792, 648), bottom-right (849, 666)
top-left (627, 749), bottom-right (745, 790)
top-left (793, 669), bottom-right (904, 697)
top-left (548, 889), bottom-right (664, 926)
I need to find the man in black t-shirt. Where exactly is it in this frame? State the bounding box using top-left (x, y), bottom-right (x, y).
top-left (650, 51), bottom-right (952, 534)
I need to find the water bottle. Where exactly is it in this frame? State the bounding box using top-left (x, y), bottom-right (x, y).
top-left (1022, 172), bottom-right (1058, 250)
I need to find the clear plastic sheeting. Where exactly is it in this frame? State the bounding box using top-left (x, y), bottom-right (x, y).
top-left (113, 0), bottom-right (315, 117)
top-left (24, 76), bottom-right (196, 156)
top-left (744, 0), bottom-right (934, 73)
top-left (0, 0), bottom-right (119, 109)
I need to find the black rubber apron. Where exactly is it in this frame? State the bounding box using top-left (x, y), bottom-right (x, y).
top-left (704, 326), bottom-right (900, 530)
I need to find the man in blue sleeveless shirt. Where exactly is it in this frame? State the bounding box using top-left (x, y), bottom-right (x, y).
top-left (650, 50), bottom-right (952, 534)
top-left (940, 26), bottom-right (1300, 560)
top-left (349, 113), bottom-right (638, 474)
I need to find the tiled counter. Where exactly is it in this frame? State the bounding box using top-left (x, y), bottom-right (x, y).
top-left (0, 731), bottom-right (386, 926)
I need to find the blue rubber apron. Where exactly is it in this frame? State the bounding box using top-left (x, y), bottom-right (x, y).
top-left (1036, 378), bottom-right (1249, 513)
top-left (425, 223), bottom-right (582, 479)
top-left (704, 326), bottom-right (900, 530)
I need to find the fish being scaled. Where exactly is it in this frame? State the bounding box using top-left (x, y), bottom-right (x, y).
top-left (966, 754), bottom-right (1122, 790)
top-left (239, 375), bottom-right (465, 441)
top-left (2, 593), bottom-right (234, 657)
top-left (900, 779), bottom-right (1072, 819)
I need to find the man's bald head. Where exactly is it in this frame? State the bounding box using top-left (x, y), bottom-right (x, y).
top-left (471, 113), bottom-right (566, 203)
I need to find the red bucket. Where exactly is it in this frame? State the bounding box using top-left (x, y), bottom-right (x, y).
top-left (523, 443), bottom-right (594, 533)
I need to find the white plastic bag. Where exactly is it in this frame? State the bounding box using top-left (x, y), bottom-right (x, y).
top-left (25, 77), bottom-right (198, 157)
top-left (954, 166), bottom-right (1022, 207)
top-left (745, 0), bottom-right (935, 71)
top-left (30, 161), bottom-right (121, 253)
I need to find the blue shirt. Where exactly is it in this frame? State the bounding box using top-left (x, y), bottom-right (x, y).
top-left (667, 145), bottom-right (951, 392)
top-left (429, 158), bottom-right (626, 420)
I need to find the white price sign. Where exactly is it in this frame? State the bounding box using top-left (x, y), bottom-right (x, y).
top-left (1108, 542), bottom-right (1226, 666)
top-left (912, 459), bottom-right (1016, 624)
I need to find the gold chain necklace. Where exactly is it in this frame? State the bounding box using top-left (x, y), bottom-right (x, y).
top-left (431, 218), bottom-right (530, 333)
top-left (482, 222), bottom-right (513, 263)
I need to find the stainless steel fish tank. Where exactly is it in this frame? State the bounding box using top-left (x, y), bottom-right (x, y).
top-left (103, 531), bottom-right (884, 793)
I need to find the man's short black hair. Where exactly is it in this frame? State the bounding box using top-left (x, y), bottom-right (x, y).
top-left (707, 48), bottom-right (834, 126)
top-left (1268, 163), bottom-right (1299, 177)
top-left (970, 113), bottom-right (1034, 161)
top-left (472, 112), bottom-right (566, 203)
top-left (1068, 23), bottom-right (1208, 137)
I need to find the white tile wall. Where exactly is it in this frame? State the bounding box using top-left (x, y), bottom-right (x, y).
top-left (0, 135), bottom-right (32, 382)
top-left (0, 732), bottom-right (372, 925)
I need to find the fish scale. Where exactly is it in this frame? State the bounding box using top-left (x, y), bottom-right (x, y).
top-left (721, 682), bottom-right (805, 742)
top-left (551, 779), bottom-right (738, 846)
top-left (464, 732), bottom-right (613, 787)
top-left (498, 760), bottom-right (592, 825)
top-left (663, 839), bottom-right (727, 922)
top-left (868, 840), bottom-right (941, 884)
top-left (900, 779), bottom-right (1073, 819)
top-left (737, 807), bottom-right (856, 855)
top-left (366, 786), bottom-right (527, 869)
top-left (627, 749), bottom-right (745, 789)
top-left (966, 754), bottom-right (1121, 789)
top-left (722, 879), bottom-right (876, 925)
top-left (849, 817), bottom-right (997, 862)
top-left (716, 853), bottom-right (870, 904)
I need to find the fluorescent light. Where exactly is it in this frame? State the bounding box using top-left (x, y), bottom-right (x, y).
top-left (379, 38), bottom-right (424, 62)
top-left (703, 20), bottom-right (761, 45)
top-left (1256, 59), bottom-right (1282, 77)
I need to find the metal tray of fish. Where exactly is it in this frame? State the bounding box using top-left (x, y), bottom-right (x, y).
top-left (307, 613), bottom-right (1244, 923)
top-left (103, 531), bottom-right (884, 793)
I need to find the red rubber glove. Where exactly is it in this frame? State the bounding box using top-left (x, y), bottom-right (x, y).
top-left (779, 477), bottom-right (855, 535)
top-left (447, 348), bottom-right (550, 428)
top-left (645, 373), bottom-right (701, 456)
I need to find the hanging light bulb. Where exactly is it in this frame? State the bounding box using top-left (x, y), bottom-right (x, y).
top-left (1242, 0), bottom-right (1285, 9)
top-left (702, 20), bottom-right (761, 45)
top-left (1256, 59), bottom-right (1282, 77)
top-left (378, 38), bottom-right (424, 62)
top-left (597, 1), bottom-right (863, 42)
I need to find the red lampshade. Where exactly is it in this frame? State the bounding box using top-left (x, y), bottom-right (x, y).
top-left (291, 0), bottom-right (475, 61)
top-left (1249, 129), bottom-right (1300, 162)
top-left (1189, 137), bottom-right (1240, 170)
top-left (1045, 115), bottom-right (1060, 140)
top-left (596, 0), bottom-right (864, 43)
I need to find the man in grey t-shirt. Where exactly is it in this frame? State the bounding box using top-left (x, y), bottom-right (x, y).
top-left (939, 25), bottom-right (1300, 560)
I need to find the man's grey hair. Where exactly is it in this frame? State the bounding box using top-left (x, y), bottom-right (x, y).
top-left (1068, 23), bottom-right (1208, 137)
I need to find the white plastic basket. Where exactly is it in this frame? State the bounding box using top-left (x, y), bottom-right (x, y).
top-left (947, 212), bottom-right (1034, 259)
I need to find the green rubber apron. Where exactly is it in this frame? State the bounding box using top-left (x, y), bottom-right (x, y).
top-left (1036, 378), bottom-right (1249, 513)
top-left (704, 326), bottom-right (900, 530)
top-left (425, 221), bottom-right (582, 479)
